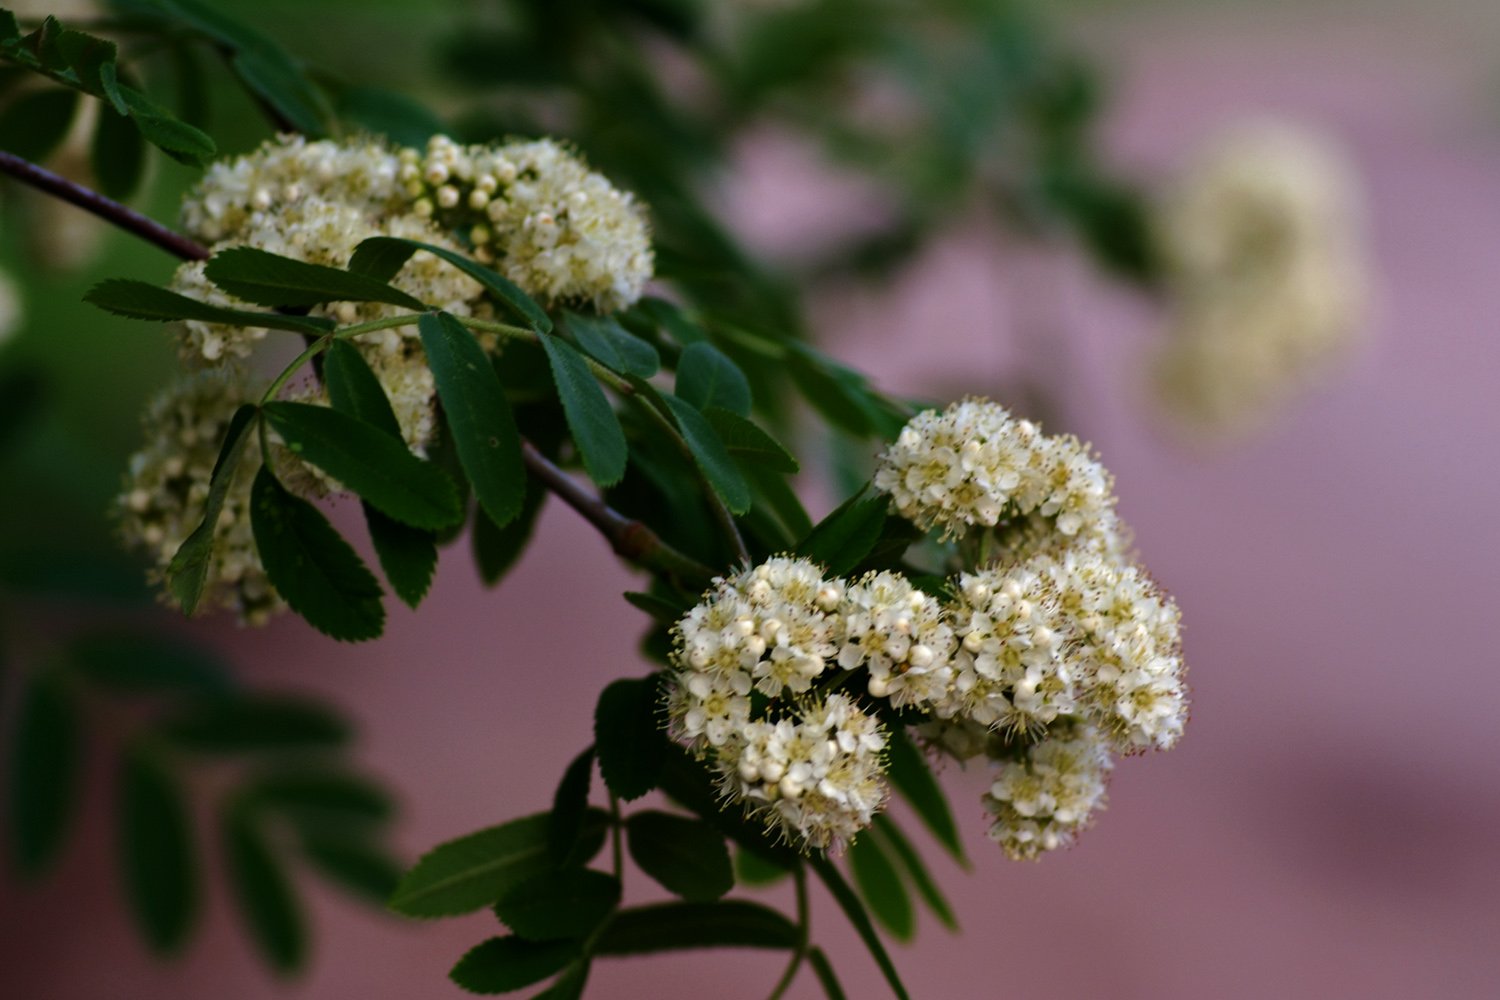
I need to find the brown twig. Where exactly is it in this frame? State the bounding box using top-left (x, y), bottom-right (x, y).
top-left (0, 150), bottom-right (209, 262)
top-left (521, 440), bottom-right (714, 585)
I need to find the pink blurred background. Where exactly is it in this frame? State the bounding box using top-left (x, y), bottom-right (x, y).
top-left (6, 1), bottom-right (1500, 997)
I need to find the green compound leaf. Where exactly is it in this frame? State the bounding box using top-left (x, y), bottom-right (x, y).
top-left (0, 88), bottom-right (78, 162)
top-left (847, 831), bottom-right (914, 942)
top-left (6, 668), bottom-right (80, 875)
top-left (450, 936), bottom-right (579, 995)
top-left (809, 947), bottom-right (849, 1000)
top-left (625, 811), bottom-right (733, 903)
top-left (352, 239), bottom-right (551, 333)
top-left (675, 341), bottom-right (751, 417)
top-left (84, 279), bottom-right (335, 335)
top-left (417, 312), bottom-right (526, 528)
top-left (118, 746), bottom-right (197, 953)
top-left (323, 341), bottom-right (438, 608)
top-left (594, 677), bottom-right (667, 802)
top-left (299, 834), bottom-right (402, 904)
top-left (538, 334), bottom-right (627, 488)
top-left (389, 812), bottom-right (553, 919)
top-left (661, 393), bottom-right (751, 515)
top-left (156, 695), bottom-right (351, 755)
top-left (263, 402), bottom-right (463, 531)
top-left (563, 311), bottom-right (658, 378)
top-left (796, 487), bottom-right (888, 577)
top-left (223, 805), bottom-right (305, 975)
top-left (160, 403), bottom-right (256, 615)
top-left (67, 630), bottom-right (232, 697)
top-left (704, 407), bottom-right (799, 474)
top-left (548, 747), bottom-right (594, 866)
top-left (494, 868), bottom-right (620, 941)
top-left (249, 465), bottom-right (386, 642)
top-left (204, 247), bottom-right (425, 311)
top-left (885, 726), bottom-right (965, 865)
top-left (810, 855), bottom-right (910, 1000)
top-left (593, 901), bottom-right (798, 955)
top-left (872, 815), bottom-right (958, 931)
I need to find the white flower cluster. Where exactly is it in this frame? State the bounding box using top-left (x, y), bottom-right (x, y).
top-left (873, 398), bottom-right (1115, 541)
top-left (1153, 120), bottom-right (1368, 436)
top-left (982, 722), bottom-right (1113, 861)
top-left (114, 373), bottom-right (281, 624)
top-left (124, 133), bottom-right (654, 620)
top-left (404, 136), bottom-right (653, 313)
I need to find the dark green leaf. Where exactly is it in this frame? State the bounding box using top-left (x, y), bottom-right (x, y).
top-left (84, 279), bottom-right (334, 335)
top-left (787, 347), bottom-right (881, 438)
top-left (0, 88), bottom-right (77, 162)
top-left (657, 747), bottom-right (798, 869)
top-left (885, 727), bottom-right (965, 864)
top-left (223, 806), bottom-right (305, 974)
top-left (626, 811), bottom-right (732, 902)
top-left (263, 401), bottom-right (462, 531)
top-left (810, 856), bottom-right (909, 1000)
top-left (847, 831), bottom-right (914, 941)
top-left (538, 335), bottom-right (627, 488)
top-left (391, 811), bottom-right (602, 918)
top-left (67, 631), bottom-right (231, 696)
top-left (638, 297), bottom-right (704, 345)
top-left (747, 466), bottom-right (813, 540)
top-left (661, 394), bottom-right (751, 515)
top-left (90, 104), bottom-right (147, 199)
top-left (417, 312), bottom-right (526, 527)
top-left (157, 695), bottom-right (350, 754)
top-left (6, 669), bottom-right (79, 875)
top-left (733, 847), bottom-right (791, 887)
top-left (796, 489), bottom-right (888, 576)
top-left (118, 746), bottom-right (196, 953)
top-left (323, 341), bottom-right (439, 606)
top-left (56, 27), bottom-right (120, 106)
top-left (563, 312), bottom-right (658, 378)
top-left (594, 677), bottom-right (666, 802)
top-left (621, 591), bottom-right (686, 623)
top-left (230, 50), bottom-right (330, 136)
top-left (335, 85), bottom-right (444, 147)
top-left (675, 342), bottom-right (751, 417)
top-left (531, 961), bottom-right (589, 1000)
top-left (354, 240), bottom-right (551, 333)
top-left (594, 901), bottom-right (797, 955)
top-left (204, 247), bottom-right (425, 311)
top-left (473, 480), bottom-right (544, 588)
top-left (450, 936), bottom-right (579, 995)
top-left (118, 87), bottom-right (215, 164)
top-left (165, 403), bottom-right (257, 615)
top-left (301, 835), bottom-right (401, 903)
top-left (245, 769), bottom-right (393, 828)
top-left (704, 408), bottom-right (798, 473)
top-left (250, 466), bottom-right (386, 642)
top-left (872, 815), bottom-right (957, 931)
top-left (808, 947), bottom-right (849, 1000)
top-left (494, 868), bottom-right (620, 941)
top-left (548, 748), bottom-right (593, 866)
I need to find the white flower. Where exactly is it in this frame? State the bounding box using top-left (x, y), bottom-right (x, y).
top-left (840, 571), bottom-right (955, 710)
top-left (983, 723), bottom-right (1112, 860)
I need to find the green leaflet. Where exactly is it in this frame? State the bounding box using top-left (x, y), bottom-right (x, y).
top-left (593, 900), bottom-right (798, 955)
top-left (594, 677), bottom-right (667, 802)
top-left (6, 668), bottom-right (80, 875)
top-left (538, 334), bottom-right (628, 488)
top-left (450, 936), bottom-right (579, 995)
top-left (493, 868), bottom-right (620, 941)
top-left (625, 811), bottom-right (733, 903)
top-left (675, 341), bottom-right (751, 417)
top-left (118, 746), bottom-right (197, 953)
top-left (203, 248), bottom-right (426, 311)
top-left (223, 805), bottom-right (306, 975)
top-left (352, 239), bottom-right (551, 333)
top-left (847, 831), bottom-right (914, 941)
top-left (85, 280), bottom-right (335, 335)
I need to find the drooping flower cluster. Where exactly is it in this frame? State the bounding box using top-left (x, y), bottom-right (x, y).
top-left (119, 133), bottom-right (654, 620)
top-left (982, 722), bottom-right (1113, 860)
top-left (1153, 120), bottom-right (1369, 436)
top-left (114, 372), bottom-right (281, 625)
top-left (873, 397), bottom-right (1115, 541)
top-left (670, 398), bottom-right (1186, 858)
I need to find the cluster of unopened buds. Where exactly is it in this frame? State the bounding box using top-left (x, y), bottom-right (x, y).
top-left (667, 398), bottom-right (1188, 860)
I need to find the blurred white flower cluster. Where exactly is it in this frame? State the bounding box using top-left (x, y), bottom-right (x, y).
top-left (117, 134), bottom-right (653, 621)
top-left (1153, 120), bottom-right (1369, 436)
top-left (667, 399), bottom-right (1188, 859)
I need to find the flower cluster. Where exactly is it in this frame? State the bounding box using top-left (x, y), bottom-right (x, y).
top-left (1153, 120), bottom-right (1369, 436)
top-left (873, 398), bottom-right (1115, 541)
top-left (121, 133), bottom-right (654, 619)
top-left (114, 372), bottom-right (281, 625)
top-left (404, 136), bottom-right (653, 313)
top-left (669, 398), bottom-right (1187, 858)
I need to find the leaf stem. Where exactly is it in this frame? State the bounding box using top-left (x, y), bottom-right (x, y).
top-left (0, 150), bottom-right (209, 261)
top-left (765, 865), bottom-right (810, 1000)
